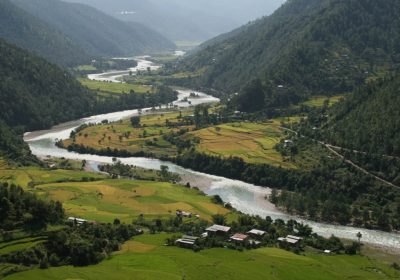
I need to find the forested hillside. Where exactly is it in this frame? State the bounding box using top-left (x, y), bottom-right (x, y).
top-left (0, 39), bottom-right (96, 131)
top-left (321, 75), bottom-right (400, 156)
top-left (179, 0), bottom-right (400, 111)
top-left (11, 0), bottom-right (176, 57)
top-left (0, 0), bottom-right (88, 67)
top-left (0, 122), bottom-right (37, 165)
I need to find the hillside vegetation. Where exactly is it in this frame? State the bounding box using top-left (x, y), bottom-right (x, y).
top-left (0, 39), bottom-right (96, 131)
top-left (11, 0), bottom-right (176, 58)
top-left (0, 0), bottom-right (88, 67)
top-left (321, 75), bottom-right (400, 156)
top-left (179, 0), bottom-right (400, 111)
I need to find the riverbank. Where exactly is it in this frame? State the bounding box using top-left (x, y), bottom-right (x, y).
top-left (23, 57), bottom-right (400, 251)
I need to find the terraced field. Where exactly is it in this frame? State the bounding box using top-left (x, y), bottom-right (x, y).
top-left (33, 179), bottom-right (229, 223)
top-left (0, 237), bottom-right (47, 255)
top-left (62, 111), bottom-right (192, 158)
top-left (6, 233), bottom-right (399, 280)
top-left (0, 166), bottom-right (106, 188)
top-left (79, 78), bottom-right (153, 94)
top-left (62, 112), bottom-right (310, 168)
top-left (302, 95), bottom-right (344, 107)
top-left (191, 120), bottom-right (299, 168)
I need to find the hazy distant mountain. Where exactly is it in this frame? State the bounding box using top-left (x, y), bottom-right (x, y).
top-left (64, 0), bottom-right (286, 42)
top-left (0, 0), bottom-right (89, 67)
top-left (11, 0), bottom-right (176, 57)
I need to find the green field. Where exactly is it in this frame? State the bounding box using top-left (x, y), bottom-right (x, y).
top-left (62, 112), bottom-right (321, 168)
top-left (192, 121), bottom-right (296, 168)
top-left (302, 95), bottom-right (344, 107)
top-left (0, 237), bottom-right (47, 255)
top-left (74, 65), bottom-right (97, 71)
top-left (0, 166), bottom-right (106, 188)
top-left (32, 179), bottom-right (228, 223)
top-left (5, 233), bottom-right (399, 280)
top-left (79, 78), bottom-right (153, 94)
top-left (62, 111), bottom-right (193, 158)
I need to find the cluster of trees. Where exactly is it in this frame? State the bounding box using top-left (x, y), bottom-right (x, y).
top-left (144, 210), bottom-right (356, 255)
top-left (0, 122), bottom-right (38, 165)
top-left (0, 38), bottom-right (96, 131)
top-left (1, 221), bottom-right (141, 269)
top-left (175, 150), bottom-right (400, 231)
top-left (99, 162), bottom-right (180, 182)
top-left (0, 183), bottom-right (64, 231)
top-left (0, 181), bottom-right (141, 270)
top-left (193, 105), bottom-right (219, 128)
top-left (94, 86), bottom-right (177, 114)
top-left (319, 75), bottom-right (400, 157)
top-left (176, 0), bottom-right (400, 112)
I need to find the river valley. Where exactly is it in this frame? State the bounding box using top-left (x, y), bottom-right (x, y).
top-left (24, 57), bottom-right (400, 251)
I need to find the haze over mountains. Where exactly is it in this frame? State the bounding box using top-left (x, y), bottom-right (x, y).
top-left (64, 0), bottom-right (286, 42)
top-left (0, 0), bottom-right (176, 66)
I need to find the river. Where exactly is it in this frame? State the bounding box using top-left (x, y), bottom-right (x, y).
top-left (24, 57), bottom-right (400, 251)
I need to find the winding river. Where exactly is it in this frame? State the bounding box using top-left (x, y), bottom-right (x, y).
top-left (24, 57), bottom-right (400, 251)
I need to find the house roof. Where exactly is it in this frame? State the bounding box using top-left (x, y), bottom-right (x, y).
top-left (230, 233), bottom-right (249, 241)
top-left (206, 225), bottom-right (231, 232)
top-left (286, 235), bottom-right (302, 241)
top-left (278, 235), bottom-right (302, 244)
top-left (176, 239), bottom-right (196, 245)
top-left (247, 229), bottom-right (266, 236)
top-left (181, 235), bottom-right (199, 241)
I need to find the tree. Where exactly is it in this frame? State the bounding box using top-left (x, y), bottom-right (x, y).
top-left (130, 116), bottom-right (141, 128)
top-left (212, 214), bottom-right (226, 225)
top-left (160, 165), bottom-right (170, 179)
top-left (356, 232), bottom-right (362, 244)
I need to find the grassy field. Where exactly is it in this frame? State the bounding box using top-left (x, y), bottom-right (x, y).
top-left (191, 121), bottom-right (296, 168)
top-left (32, 179), bottom-right (228, 224)
top-left (0, 237), bottom-right (47, 255)
top-left (0, 166), bottom-right (106, 188)
top-left (5, 233), bottom-right (399, 280)
top-left (62, 111), bottom-right (194, 158)
top-left (62, 112), bottom-right (319, 169)
top-left (302, 95), bottom-right (344, 107)
top-left (79, 78), bottom-right (153, 94)
top-left (74, 65), bottom-right (97, 71)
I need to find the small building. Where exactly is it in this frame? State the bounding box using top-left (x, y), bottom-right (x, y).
top-left (278, 235), bottom-right (303, 246)
top-left (284, 140), bottom-right (294, 147)
top-left (230, 233), bottom-right (249, 243)
top-left (248, 240), bottom-right (262, 247)
top-left (176, 210), bottom-right (192, 218)
top-left (247, 229), bottom-right (266, 239)
top-left (68, 217), bottom-right (87, 225)
top-left (206, 225), bottom-right (231, 236)
top-left (176, 235), bottom-right (199, 249)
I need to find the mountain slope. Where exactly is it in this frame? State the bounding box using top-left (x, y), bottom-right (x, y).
top-left (322, 74), bottom-right (400, 157)
top-left (0, 39), bottom-right (96, 131)
top-left (0, 0), bottom-right (89, 67)
top-left (11, 0), bottom-right (176, 57)
top-left (180, 0), bottom-right (400, 109)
